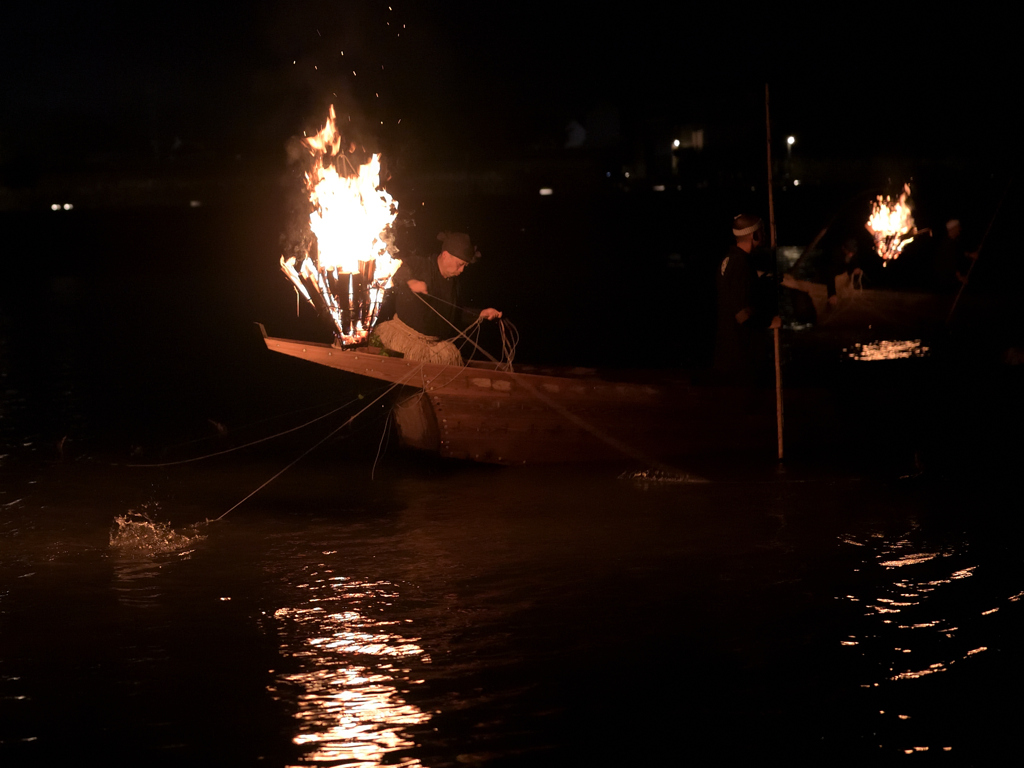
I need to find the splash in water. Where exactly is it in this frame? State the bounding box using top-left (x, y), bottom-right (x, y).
top-left (110, 505), bottom-right (205, 556)
top-left (619, 468), bottom-right (708, 485)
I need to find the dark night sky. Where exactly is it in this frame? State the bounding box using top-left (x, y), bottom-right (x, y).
top-left (1, 1), bottom-right (1019, 175)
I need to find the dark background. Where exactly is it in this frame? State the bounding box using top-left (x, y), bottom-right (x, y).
top-left (3, 2), bottom-right (1022, 453)
top-left (3, 2), bottom-right (1018, 184)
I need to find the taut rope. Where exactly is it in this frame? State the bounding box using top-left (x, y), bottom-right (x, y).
top-left (211, 364), bottom-right (427, 521)
top-left (410, 291), bottom-right (518, 368)
top-left (128, 398), bottom-right (364, 468)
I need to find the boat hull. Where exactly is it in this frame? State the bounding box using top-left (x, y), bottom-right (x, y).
top-left (259, 326), bottom-right (784, 464)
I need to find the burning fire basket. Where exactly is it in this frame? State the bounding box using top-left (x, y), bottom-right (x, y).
top-left (280, 106), bottom-right (401, 346)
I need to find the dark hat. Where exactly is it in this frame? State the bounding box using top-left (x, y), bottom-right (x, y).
top-left (438, 231), bottom-right (480, 264)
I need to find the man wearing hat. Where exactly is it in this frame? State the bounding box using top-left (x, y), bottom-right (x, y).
top-left (372, 231), bottom-right (502, 364)
top-left (713, 214), bottom-right (781, 382)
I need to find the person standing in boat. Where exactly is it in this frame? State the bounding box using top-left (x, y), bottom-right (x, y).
top-left (932, 219), bottom-right (978, 292)
top-left (372, 231), bottom-right (502, 365)
top-left (713, 214), bottom-right (781, 383)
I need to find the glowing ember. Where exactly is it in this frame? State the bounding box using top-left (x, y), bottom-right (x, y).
top-left (281, 105), bottom-right (400, 345)
top-left (865, 183), bottom-right (915, 263)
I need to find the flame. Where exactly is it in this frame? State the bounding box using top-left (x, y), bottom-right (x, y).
top-left (865, 183), bottom-right (915, 263)
top-left (282, 105), bottom-right (401, 344)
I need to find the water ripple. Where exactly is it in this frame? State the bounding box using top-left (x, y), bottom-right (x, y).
top-left (269, 572), bottom-right (430, 766)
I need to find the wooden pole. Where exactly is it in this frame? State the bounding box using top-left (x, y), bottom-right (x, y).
top-left (774, 326), bottom-right (783, 459)
top-left (765, 83), bottom-right (784, 461)
top-left (765, 84), bottom-right (778, 248)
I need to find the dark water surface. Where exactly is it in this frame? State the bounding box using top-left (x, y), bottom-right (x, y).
top-left (3, 456), bottom-right (1022, 766)
top-left (2, 201), bottom-right (1023, 765)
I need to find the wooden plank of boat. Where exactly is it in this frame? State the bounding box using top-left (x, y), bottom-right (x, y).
top-left (258, 324), bottom-right (777, 464)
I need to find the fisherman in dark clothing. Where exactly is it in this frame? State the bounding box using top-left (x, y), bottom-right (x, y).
top-left (373, 231), bottom-right (501, 364)
top-left (932, 219), bottom-right (978, 292)
top-left (714, 214), bottom-right (781, 383)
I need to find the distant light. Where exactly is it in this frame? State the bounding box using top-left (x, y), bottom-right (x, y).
top-left (624, 172), bottom-right (630, 179)
top-left (672, 139), bottom-right (680, 149)
top-left (50, 203), bottom-right (61, 211)
top-left (605, 171), bottom-right (611, 178)
top-left (653, 185), bottom-right (665, 192)
top-left (190, 200), bottom-right (202, 208)
top-left (793, 179), bottom-right (801, 186)
top-left (787, 135), bottom-right (795, 145)
top-left (539, 188), bottom-right (553, 196)
top-left (63, 203), bottom-right (73, 210)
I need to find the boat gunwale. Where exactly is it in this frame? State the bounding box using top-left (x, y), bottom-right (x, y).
top-left (256, 323), bottom-right (686, 391)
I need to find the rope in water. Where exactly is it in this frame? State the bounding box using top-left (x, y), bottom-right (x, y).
top-left (140, 295), bottom-right (519, 520)
top-left (128, 397), bottom-right (367, 468)
top-left (211, 363), bottom-right (427, 521)
top-left (194, 287), bottom-right (685, 522)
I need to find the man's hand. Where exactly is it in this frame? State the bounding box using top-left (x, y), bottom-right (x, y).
top-left (407, 279), bottom-right (428, 294)
top-left (479, 308), bottom-right (502, 321)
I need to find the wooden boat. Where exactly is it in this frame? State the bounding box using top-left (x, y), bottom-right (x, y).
top-left (257, 324), bottom-right (806, 465)
top-left (782, 271), bottom-right (959, 334)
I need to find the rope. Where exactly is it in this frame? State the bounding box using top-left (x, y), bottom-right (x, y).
top-left (511, 373), bottom-right (696, 478)
top-left (410, 291), bottom-right (503, 364)
top-left (128, 398), bottom-right (366, 467)
top-left (407, 293), bottom-right (684, 472)
top-left (455, 315), bottom-right (486, 360)
top-left (157, 398), bottom-right (340, 454)
top-left (371, 410), bottom-right (393, 481)
top-left (497, 318), bottom-right (519, 371)
top-left (211, 365), bottom-right (425, 522)
top-left (407, 291), bottom-right (520, 369)
top-left (405, 291), bottom-right (686, 470)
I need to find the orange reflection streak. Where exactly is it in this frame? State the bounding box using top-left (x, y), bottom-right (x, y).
top-left (835, 531), bottom-right (1007, 692)
top-left (270, 578), bottom-right (430, 767)
top-left (846, 339), bottom-right (929, 361)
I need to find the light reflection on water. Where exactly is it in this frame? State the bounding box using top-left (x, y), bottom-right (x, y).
top-left (839, 530), bottom-right (989, 678)
top-left (836, 524), bottom-right (1021, 755)
top-left (269, 571), bottom-right (430, 767)
top-left (845, 339), bottom-right (929, 360)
